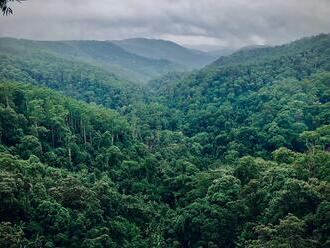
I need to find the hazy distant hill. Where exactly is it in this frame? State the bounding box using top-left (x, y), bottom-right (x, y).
top-left (0, 38), bottom-right (184, 82)
top-left (113, 38), bottom-right (216, 69)
top-left (0, 37), bottom-right (144, 108)
top-left (0, 37), bottom-right (222, 82)
top-left (184, 44), bottom-right (236, 57)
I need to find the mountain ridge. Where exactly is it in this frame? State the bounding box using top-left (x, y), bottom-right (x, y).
top-left (113, 37), bottom-right (217, 69)
top-left (0, 37), bottom-right (185, 83)
top-left (0, 33), bottom-right (329, 248)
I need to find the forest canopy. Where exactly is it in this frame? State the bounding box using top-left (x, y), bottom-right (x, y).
top-left (0, 20), bottom-right (329, 248)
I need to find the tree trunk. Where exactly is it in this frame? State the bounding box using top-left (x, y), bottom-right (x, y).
top-left (51, 128), bottom-right (55, 147)
top-left (68, 147), bottom-right (72, 162)
top-left (5, 95), bottom-right (9, 108)
top-left (83, 125), bottom-right (87, 144)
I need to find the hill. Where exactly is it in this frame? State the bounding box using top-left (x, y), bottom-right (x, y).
top-left (146, 34), bottom-right (330, 158)
top-left (113, 38), bottom-right (216, 69)
top-left (0, 34), bottom-right (329, 247)
top-left (211, 34), bottom-right (330, 67)
top-left (184, 44), bottom-right (236, 57)
top-left (0, 38), bottom-right (141, 109)
top-left (0, 38), bottom-right (183, 83)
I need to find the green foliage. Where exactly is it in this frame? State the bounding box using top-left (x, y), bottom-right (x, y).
top-left (0, 37), bottom-right (183, 84)
top-left (0, 34), bottom-right (329, 247)
top-left (146, 34), bottom-right (330, 160)
top-left (246, 214), bottom-right (318, 248)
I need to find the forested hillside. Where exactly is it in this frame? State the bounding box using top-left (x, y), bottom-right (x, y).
top-left (146, 34), bottom-right (330, 158)
top-left (0, 38), bottom-right (183, 83)
top-left (0, 34), bottom-right (329, 247)
top-left (0, 38), bottom-right (144, 109)
top-left (113, 38), bottom-right (216, 69)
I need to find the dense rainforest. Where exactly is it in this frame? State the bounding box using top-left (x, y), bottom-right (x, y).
top-left (0, 34), bottom-right (329, 248)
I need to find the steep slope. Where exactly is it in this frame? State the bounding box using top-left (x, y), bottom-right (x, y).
top-left (146, 34), bottom-right (330, 158)
top-left (113, 38), bottom-right (216, 69)
top-left (0, 40), bottom-right (137, 109)
top-left (211, 34), bottom-right (330, 67)
top-left (0, 38), bottom-right (182, 82)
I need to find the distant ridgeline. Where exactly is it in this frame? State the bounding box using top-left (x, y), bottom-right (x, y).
top-left (0, 37), bottom-right (216, 84)
top-left (0, 34), bottom-right (329, 247)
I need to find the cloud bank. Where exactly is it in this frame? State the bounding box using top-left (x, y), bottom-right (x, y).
top-left (1, 0), bottom-right (330, 48)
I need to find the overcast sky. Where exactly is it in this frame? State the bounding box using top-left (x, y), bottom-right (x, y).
top-left (1, 0), bottom-right (330, 49)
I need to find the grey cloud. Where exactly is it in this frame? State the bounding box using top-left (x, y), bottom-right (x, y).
top-left (0, 0), bottom-right (330, 48)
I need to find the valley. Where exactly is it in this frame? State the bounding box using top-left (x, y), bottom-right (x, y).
top-left (0, 32), bottom-right (329, 247)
